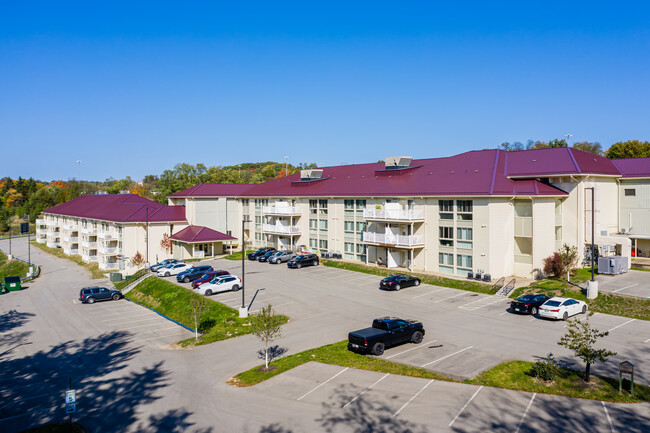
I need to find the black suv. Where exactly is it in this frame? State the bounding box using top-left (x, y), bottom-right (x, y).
top-left (248, 247), bottom-right (276, 260)
top-left (177, 265), bottom-right (214, 283)
top-left (287, 254), bottom-right (319, 269)
top-left (79, 287), bottom-right (123, 304)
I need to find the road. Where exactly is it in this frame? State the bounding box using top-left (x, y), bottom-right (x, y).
top-left (1, 240), bottom-right (648, 432)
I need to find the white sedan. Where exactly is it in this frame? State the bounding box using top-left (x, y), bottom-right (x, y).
top-left (157, 263), bottom-right (191, 277)
top-left (196, 275), bottom-right (242, 296)
top-left (538, 297), bottom-right (588, 320)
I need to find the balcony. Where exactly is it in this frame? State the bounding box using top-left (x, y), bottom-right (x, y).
top-left (262, 224), bottom-right (301, 234)
top-left (262, 205), bottom-right (301, 216)
top-left (49, 230), bottom-right (60, 236)
top-left (362, 232), bottom-right (424, 247)
top-left (46, 241), bottom-right (61, 248)
top-left (64, 248), bottom-right (79, 255)
top-left (82, 241), bottom-right (98, 248)
top-left (62, 224), bottom-right (76, 231)
top-left (98, 232), bottom-right (117, 240)
top-left (99, 262), bottom-right (119, 271)
top-left (37, 228), bottom-right (47, 235)
top-left (82, 255), bottom-right (98, 263)
top-left (63, 236), bottom-right (79, 243)
top-left (46, 220), bottom-right (58, 227)
top-left (99, 246), bottom-right (118, 255)
top-left (82, 227), bottom-right (97, 235)
top-left (363, 208), bottom-right (424, 222)
top-left (36, 218), bottom-right (46, 226)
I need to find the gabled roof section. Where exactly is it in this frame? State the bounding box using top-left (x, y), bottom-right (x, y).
top-left (611, 157), bottom-right (650, 178)
top-left (170, 225), bottom-right (237, 243)
top-left (43, 194), bottom-right (187, 223)
top-left (504, 147), bottom-right (620, 177)
top-left (169, 183), bottom-right (255, 198)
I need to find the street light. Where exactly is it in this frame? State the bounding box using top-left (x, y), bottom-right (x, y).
top-left (240, 216), bottom-right (251, 318)
top-left (564, 134), bottom-right (572, 145)
top-left (284, 156), bottom-right (289, 176)
top-left (585, 187), bottom-right (598, 299)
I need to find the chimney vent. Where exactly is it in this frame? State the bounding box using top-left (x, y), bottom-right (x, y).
top-left (385, 156), bottom-right (412, 169)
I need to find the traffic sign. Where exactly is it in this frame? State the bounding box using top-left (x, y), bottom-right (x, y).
top-left (66, 403), bottom-right (76, 414)
top-left (65, 390), bottom-right (76, 404)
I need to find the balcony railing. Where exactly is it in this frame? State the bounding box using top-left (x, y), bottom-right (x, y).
top-left (64, 248), bottom-right (79, 255)
top-left (82, 255), bottom-right (98, 263)
top-left (63, 236), bottom-right (79, 243)
top-left (46, 241), bottom-right (61, 248)
top-left (36, 218), bottom-right (46, 226)
top-left (49, 230), bottom-right (60, 236)
top-left (62, 224), bottom-right (76, 231)
top-left (99, 262), bottom-right (119, 270)
top-left (37, 228), bottom-right (47, 235)
top-left (262, 205), bottom-right (301, 215)
top-left (98, 232), bottom-right (117, 240)
top-left (363, 208), bottom-right (424, 221)
top-left (362, 232), bottom-right (424, 247)
top-left (82, 227), bottom-right (97, 235)
top-left (82, 241), bottom-right (98, 248)
top-left (99, 247), bottom-right (118, 255)
top-left (262, 224), bottom-right (301, 234)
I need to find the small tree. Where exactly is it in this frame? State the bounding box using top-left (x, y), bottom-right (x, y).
top-left (543, 252), bottom-right (564, 278)
top-left (558, 317), bottom-right (616, 382)
top-left (160, 233), bottom-right (173, 255)
top-left (132, 251), bottom-right (145, 268)
top-left (251, 304), bottom-right (284, 370)
top-left (188, 297), bottom-right (208, 340)
top-left (559, 244), bottom-right (579, 281)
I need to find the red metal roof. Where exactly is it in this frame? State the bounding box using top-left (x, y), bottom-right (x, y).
top-left (170, 225), bottom-right (237, 243)
top-left (503, 147), bottom-right (620, 177)
top-left (43, 194), bottom-right (187, 223)
top-left (169, 183), bottom-right (255, 197)
top-left (611, 157), bottom-right (650, 178)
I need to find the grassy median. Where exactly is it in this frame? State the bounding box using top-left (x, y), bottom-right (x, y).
top-left (322, 260), bottom-right (492, 294)
top-left (0, 251), bottom-right (29, 281)
top-left (30, 241), bottom-right (106, 279)
top-left (126, 276), bottom-right (289, 346)
top-left (224, 250), bottom-right (255, 260)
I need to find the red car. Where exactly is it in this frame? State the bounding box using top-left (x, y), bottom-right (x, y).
top-left (191, 270), bottom-right (230, 289)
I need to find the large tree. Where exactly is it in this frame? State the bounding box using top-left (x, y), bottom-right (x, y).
top-left (606, 140), bottom-right (650, 159)
top-left (572, 141), bottom-right (603, 156)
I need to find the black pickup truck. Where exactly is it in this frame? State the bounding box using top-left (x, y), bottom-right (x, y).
top-left (347, 317), bottom-right (425, 356)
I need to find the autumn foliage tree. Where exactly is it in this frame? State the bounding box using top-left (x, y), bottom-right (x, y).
top-left (131, 251), bottom-right (145, 268)
top-left (160, 233), bottom-right (173, 255)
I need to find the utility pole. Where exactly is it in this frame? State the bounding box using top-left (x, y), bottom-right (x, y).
top-left (240, 216), bottom-right (250, 318)
top-left (586, 187), bottom-right (598, 299)
top-left (145, 207), bottom-right (149, 270)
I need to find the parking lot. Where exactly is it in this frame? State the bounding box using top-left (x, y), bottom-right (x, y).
top-left (596, 269), bottom-right (650, 298)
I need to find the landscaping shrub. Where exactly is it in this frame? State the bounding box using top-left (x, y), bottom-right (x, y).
top-left (529, 354), bottom-right (559, 381)
top-left (543, 252), bottom-right (564, 278)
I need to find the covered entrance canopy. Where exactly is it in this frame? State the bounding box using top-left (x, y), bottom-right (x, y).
top-left (170, 225), bottom-right (237, 259)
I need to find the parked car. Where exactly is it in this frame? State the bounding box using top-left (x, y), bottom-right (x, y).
top-left (191, 270), bottom-right (231, 289)
top-left (379, 274), bottom-right (421, 291)
top-left (538, 297), bottom-right (588, 321)
top-left (177, 265), bottom-right (214, 283)
top-left (157, 263), bottom-right (191, 277)
top-left (196, 275), bottom-right (242, 296)
top-left (79, 287), bottom-right (123, 304)
top-left (257, 250), bottom-right (278, 263)
top-left (510, 294), bottom-right (550, 315)
top-left (269, 250), bottom-right (297, 264)
top-left (348, 317), bottom-right (425, 356)
top-left (248, 247), bottom-right (276, 260)
top-left (287, 254), bottom-right (319, 269)
top-left (150, 259), bottom-right (183, 272)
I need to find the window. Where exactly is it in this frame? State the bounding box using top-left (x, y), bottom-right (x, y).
top-left (356, 244), bottom-right (366, 254)
top-left (344, 242), bottom-right (354, 252)
top-left (514, 200), bottom-right (532, 217)
top-left (625, 189), bottom-right (636, 196)
top-left (439, 200), bottom-right (453, 220)
top-left (319, 219), bottom-right (328, 229)
top-left (309, 219), bottom-right (318, 235)
top-left (319, 239), bottom-right (328, 250)
top-left (439, 226), bottom-right (453, 247)
top-left (344, 200), bottom-right (354, 209)
top-left (242, 199), bottom-right (249, 206)
top-left (408, 199), bottom-right (415, 210)
top-left (319, 199), bottom-right (328, 208)
top-left (439, 253), bottom-right (454, 265)
top-left (355, 200), bottom-right (366, 208)
top-left (344, 221), bottom-right (354, 238)
top-left (309, 238), bottom-right (318, 248)
top-left (456, 200), bottom-right (472, 213)
top-left (457, 254), bottom-right (473, 268)
top-left (457, 228), bottom-right (473, 248)
top-left (356, 221), bottom-right (366, 232)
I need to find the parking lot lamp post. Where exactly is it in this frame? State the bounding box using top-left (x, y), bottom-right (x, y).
top-left (145, 207), bottom-right (149, 272)
top-left (240, 216), bottom-right (250, 318)
top-left (586, 187), bottom-right (598, 298)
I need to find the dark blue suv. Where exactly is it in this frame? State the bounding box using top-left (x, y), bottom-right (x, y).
top-left (177, 265), bottom-right (214, 283)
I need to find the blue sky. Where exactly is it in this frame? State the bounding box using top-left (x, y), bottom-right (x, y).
top-left (2, 1), bottom-right (649, 181)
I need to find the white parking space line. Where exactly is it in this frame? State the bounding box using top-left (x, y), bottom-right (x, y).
top-left (392, 379), bottom-right (434, 418)
top-left (412, 288), bottom-right (449, 299)
top-left (529, 317), bottom-right (537, 322)
top-left (297, 367), bottom-right (349, 401)
top-left (345, 274), bottom-right (378, 283)
top-left (499, 311), bottom-right (508, 316)
top-left (120, 323), bottom-right (181, 331)
top-left (433, 292), bottom-right (468, 304)
top-left (459, 297), bottom-right (506, 311)
top-left (421, 346), bottom-right (473, 367)
top-left (448, 386), bottom-right (483, 427)
top-left (611, 283), bottom-right (639, 293)
top-left (342, 373), bottom-right (389, 408)
top-left (601, 401), bottom-right (615, 433)
top-left (385, 340), bottom-right (437, 359)
top-left (457, 295), bottom-right (490, 307)
top-left (228, 296), bottom-right (281, 308)
top-left (514, 393), bottom-right (536, 433)
top-left (104, 317), bottom-right (162, 325)
top-left (608, 319), bottom-right (635, 333)
top-left (250, 302), bottom-right (294, 314)
top-left (132, 332), bottom-right (192, 343)
top-left (645, 338), bottom-right (650, 343)
top-left (135, 327), bottom-right (190, 336)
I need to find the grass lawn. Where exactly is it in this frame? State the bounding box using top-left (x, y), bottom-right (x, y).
top-left (470, 360), bottom-right (649, 403)
top-left (230, 340), bottom-right (449, 387)
top-left (223, 250), bottom-right (255, 260)
top-left (113, 268), bottom-right (147, 290)
top-left (30, 241), bottom-right (106, 279)
top-left (322, 260), bottom-right (493, 294)
top-left (0, 251), bottom-right (29, 281)
top-left (126, 277), bottom-right (288, 346)
top-left (509, 268), bottom-right (650, 321)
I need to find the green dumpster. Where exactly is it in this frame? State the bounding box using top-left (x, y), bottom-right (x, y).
top-left (4, 276), bottom-right (21, 291)
top-left (109, 272), bottom-right (123, 282)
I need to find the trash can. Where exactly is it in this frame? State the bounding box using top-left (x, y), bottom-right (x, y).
top-left (4, 276), bottom-right (21, 291)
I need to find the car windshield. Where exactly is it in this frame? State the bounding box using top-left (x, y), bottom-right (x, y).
top-left (545, 301), bottom-right (561, 307)
top-left (516, 295), bottom-right (535, 302)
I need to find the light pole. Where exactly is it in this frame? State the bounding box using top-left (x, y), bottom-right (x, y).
top-left (76, 160), bottom-right (82, 181)
top-left (239, 216), bottom-right (250, 318)
top-left (585, 187), bottom-right (598, 298)
top-left (284, 156), bottom-right (289, 176)
top-left (564, 134), bottom-right (572, 145)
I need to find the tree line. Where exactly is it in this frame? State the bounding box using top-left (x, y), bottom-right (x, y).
top-left (498, 139), bottom-right (650, 158)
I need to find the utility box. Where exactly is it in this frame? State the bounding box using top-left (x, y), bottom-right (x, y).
top-left (4, 276), bottom-right (21, 291)
top-left (598, 256), bottom-right (628, 275)
top-left (109, 272), bottom-right (123, 282)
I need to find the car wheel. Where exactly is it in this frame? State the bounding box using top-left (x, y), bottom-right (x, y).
top-left (372, 342), bottom-right (385, 356)
top-left (563, 311), bottom-right (569, 321)
top-left (395, 284), bottom-right (401, 291)
top-left (314, 260), bottom-right (319, 266)
top-left (232, 284), bottom-right (240, 292)
top-left (414, 279), bottom-right (420, 286)
top-left (296, 263), bottom-right (302, 269)
top-left (183, 277), bottom-right (190, 283)
top-left (411, 331), bottom-right (424, 344)
top-left (87, 297), bottom-right (96, 304)
top-left (112, 294), bottom-right (120, 301)
top-left (582, 305), bottom-right (587, 314)
top-left (205, 289), bottom-right (212, 296)
top-left (531, 306), bottom-right (538, 316)
top-left (165, 272), bottom-right (170, 277)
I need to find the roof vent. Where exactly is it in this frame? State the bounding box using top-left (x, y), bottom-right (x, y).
top-left (385, 156), bottom-right (413, 169)
top-left (300, 169), bottom-right (324, 180)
